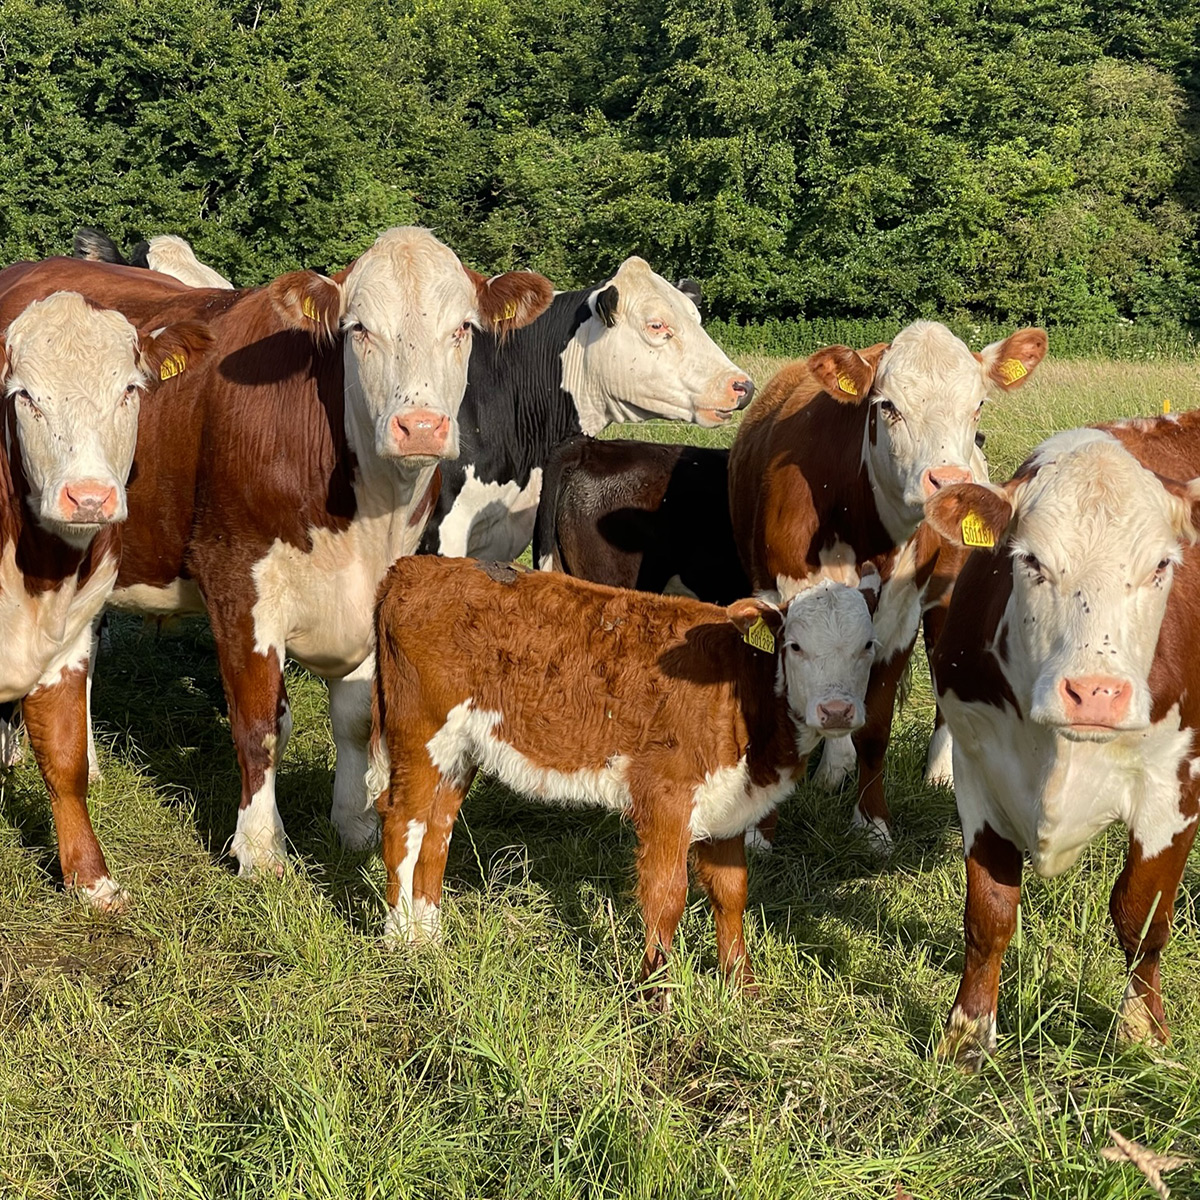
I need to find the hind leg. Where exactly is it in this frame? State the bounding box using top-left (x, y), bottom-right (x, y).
top-left (632, 791), bottom-right (692, 1002)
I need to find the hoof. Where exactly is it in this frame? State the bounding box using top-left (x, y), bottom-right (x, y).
top-left (850, 808), bottom-right (893, 855)
top-left (77, 875), bottom-right (130, 913)
top-left (937, 1006), bottom-right (997, 1071)
top-left (1118, 984), bottom-right (1169, 1046)
top-left (383, 897), bottom-right (442, 945)
top-left (813, 736), bottom-right (856, 791)
top-left (333, 806), bottom-right (381, 851)
top-left (744, 827), bottom-right (774, 854)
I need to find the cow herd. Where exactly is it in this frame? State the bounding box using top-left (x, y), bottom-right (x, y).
top-left (1, 224), bottom-right (1197, 1073)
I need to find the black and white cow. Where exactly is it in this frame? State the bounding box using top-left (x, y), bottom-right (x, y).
top-left (418, 259), bottom-right (753, 560)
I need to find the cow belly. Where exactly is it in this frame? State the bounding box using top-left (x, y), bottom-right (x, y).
top-left (108, 578), bottom-right (205, 616)
top-left (437, 466), bottom-right (543, 560)
top-left (0, 544), bottom-right (117, 701)
top-left (690, 759), bottom-right (796, 841)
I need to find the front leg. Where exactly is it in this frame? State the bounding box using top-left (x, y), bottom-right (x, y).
top-left (23, 665), bottom-right (126, 909)
top-left (329, 655), bottom-right (381, 849)
top-left (939, 822), bottom-right (1022, 1070)
top-left (692, 835), bottom-right (756, 993)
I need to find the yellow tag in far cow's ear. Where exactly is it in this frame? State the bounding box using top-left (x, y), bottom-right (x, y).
top-left (835, 370), bottom-right (858, 396)
top-left (961, 511), bottom-right (995, 549)
top-left (301, 295), bottom-right (319, 321)
top-left (744, 616), bottom-right (776, 654)
top-left (1163, 397), bottom-right (1172, 415)
top-left (159, 352), bottom-right (187, 381)
top-left (500, 300), bottom-right (519, 322)
top-left (996, 357), bottom-right (1028, 385)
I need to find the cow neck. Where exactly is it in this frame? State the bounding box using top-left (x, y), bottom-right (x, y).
top-left (736, 644), bottom-right (805, 780)
top-left (862, 404), bottom-right (919, 548)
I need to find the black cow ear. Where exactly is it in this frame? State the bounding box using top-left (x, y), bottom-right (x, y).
top-left (676, 277), bottom-right (702, 307)
top-left (129, 240), bottom-right (151, 270)
top-left (594, 285), bottom-right (619, 328)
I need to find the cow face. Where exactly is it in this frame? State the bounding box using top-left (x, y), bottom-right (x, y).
top-left (330, 228), bottom-right (553, 467)
top-left (563, 258), bottom-right (754, 433)
top-left (811, 322), bottom-right (1047, 545)
top-left (0, 292), bottom-right (212, 549)
top-left (926, 431), bottom-right (1200, 740)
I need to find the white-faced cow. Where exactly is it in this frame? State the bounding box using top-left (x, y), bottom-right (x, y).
top-left (74, 228), bottom-right (235, 289)
top-left (929, 418), bottom-right (1200, 1067)
top-left (0, 229), bottom-right (553, 878)
top-left (728, 322), bottom-right (1046, 846)
top-left (419, 258), bottom-right (753, 562)
top-left (0, 290), bottom-right (212, 906)
top-left (369, 557), bottom-right (880, 992)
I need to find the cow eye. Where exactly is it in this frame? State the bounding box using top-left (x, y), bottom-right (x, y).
top-left (1156, 558), bottom-right (1172, 574)
top-left (342, 318), bottom-right (366, 339)
top-left (453, 322), bottom-right (471, 344)
top-left (786, 642), bottom-right (807, 658)
top-left (646, 320), bottom-right (670, 336)
top-left (14, 390), bottom-right (42, 419)
top-left (863, 639), bottom-right (877, 655)
top-left (878, 400), bottom-right (901, 422)
top-left (122, 384), bottom-right (139, 405)
top-left (1019, 552), bottom-right (1044, 580)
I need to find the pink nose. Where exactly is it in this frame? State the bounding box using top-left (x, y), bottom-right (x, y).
top-left (1059, 675), bottom-right (1132, 727)
top-left (60, 480), bottom-right (119, 523)
top-left (389, 410), bottom-right (450, 457)
top-left (816, 700), bottom-right (857, 730)
top-left (922, 465), bottom-right (973, 496)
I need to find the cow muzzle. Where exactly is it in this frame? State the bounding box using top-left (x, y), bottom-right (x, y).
top-left (697, 376), bottom-right (755, 425)
top-left (387, 409), bottom-right (452, 459)
top-left (57, 479), bottom-right (122, 524)
top-left (1056, 674), bottom-right (1134, 734)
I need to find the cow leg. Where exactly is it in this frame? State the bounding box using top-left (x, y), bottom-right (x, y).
top-left (921, 607), bottom-right (954, 786)
top-left (86, 619), bottom-right (102, 782)
top-left (1109, 822), bottom-right (1200, 1045)
top-left (0, 701), bottom-right (23, 769)
top-left (23, 668), bottom-right (127, 910)
top-left (328, 655), bottom-right (381, 850)
top-left (812, 735), bottom-right (857, 791)
top-left (403, 767), bottom-right (475, 944)
top-left (634, 798), bottom-right (691, 1004)
top-left (745, 808), bottom-right (778, 854)
top-left (939, 823), bottom-right (1022, 1070)
top-left (692, 835), bottom-right (756, 993)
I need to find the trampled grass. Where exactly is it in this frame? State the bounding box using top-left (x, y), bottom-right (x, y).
top-left (3, 354), bottom-right (1200, 1198)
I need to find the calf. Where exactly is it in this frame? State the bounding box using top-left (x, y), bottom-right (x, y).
top-left (929, 418), bottom-right (1200, 1067)
top-left (729, 323), bottom-right (1046, 843)
top-left (73, 228), bottom-right (235, 289)
top-left (369, 557), bottom-right (880, 991)
top-left (0, 291), bottom-right (211, 905)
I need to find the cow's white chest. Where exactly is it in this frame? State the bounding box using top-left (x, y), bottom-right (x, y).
top-left (0, 541), bottom-right (117, 701)
top-left (946, 691), bottom-right (1195, 877)
top-left (437, 466), bottom-right (543, 561)
top-left (690, 758), bottom-right (797, 841)
top-left (872, 536), bottom-right (923, 663)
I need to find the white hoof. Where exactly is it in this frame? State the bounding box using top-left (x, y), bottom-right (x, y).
top-left (937, 1005), bottom-right (997, 1070)
top-left (333, 804), bottom-right (381, 851)
top-left (1117, 981), bottom-right (1164, 1045)
top-left (850, 807), bottom-right (893, 854)
top-left (383, 897), bottom-right (442, 945)
top-left (813, 735), bottom-right (857, 791)
top-left (78, 875), bottom-right (130, 913)
top-left (744, 827), bottom-right (774, 854)
top-left (231, 791), bottom-right (287, 878)
top-left (923, 724), bottom-right (954, 787)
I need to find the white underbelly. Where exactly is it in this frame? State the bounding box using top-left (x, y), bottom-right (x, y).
top-left (108, 578), bottom-right (206, 615)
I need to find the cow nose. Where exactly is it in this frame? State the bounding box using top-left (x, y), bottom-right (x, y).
top-left (60, 479), bottom-right (119, 523)
top-left (389, 410), bottom-right (451, 458)
top-left (731, 377), bottom-right (755, 410)
top-left (1059, 675), bottom-right (1132, 727)
top-left (922, 465), bottom-right (973, 496)
top-left (816, 700), bottom-right (856, 730)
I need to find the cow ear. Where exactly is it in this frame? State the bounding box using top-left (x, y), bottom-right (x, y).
top-left (593, 285), bottom-right (620, 328)
top-left (467, 268), bottom-right (554, 334)
top-left (857, 563), bottom-right (882, 617)
top-left (138, 320), bottom-right (215, 386)
top-left (924, 481), bottom-right (1013, 549)
top-left (978, 327), bottom-right (1048, 391)
top-left (675, 278), bottom-right (702, 307)
top-left (807, 344), bottom-right (881, 404)
top-left (267, 271), bottom-right (344, 339)
top-left (1159, 476), bottom-right (1200, 544)
top-left (725, 596), bottom-right (785, 647)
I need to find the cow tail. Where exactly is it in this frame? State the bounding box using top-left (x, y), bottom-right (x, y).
top-left (535, 434), bottom-right (589, 573)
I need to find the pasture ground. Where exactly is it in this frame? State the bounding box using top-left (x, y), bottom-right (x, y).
top-left (2, 357), bottom-right (1200, 1199)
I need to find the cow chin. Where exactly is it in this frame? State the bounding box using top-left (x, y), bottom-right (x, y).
top-left (1056, 723), bottom-right (1126, 744)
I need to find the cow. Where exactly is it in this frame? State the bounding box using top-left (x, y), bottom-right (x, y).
top-left (73, 228), bottom-right (235, 289)
top-left (928, 418), bottom-right (1200, 1068)
top-left (728, 322), bottom-right (1047, 846)
top-left (0, 290), bottom-right (212, 907)
top-left (0, 229), bottom-right (554, 877)
top-left (533, 436), bottom-right (751, 602)
top-left (419, 258), bottom-right (754, 562)
top-left (368, 557), bottom-right (881, 993)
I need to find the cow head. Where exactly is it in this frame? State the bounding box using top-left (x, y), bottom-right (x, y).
top-left (811, 322), bottom-right (1046, 544)
top-left (926, 430), bottom-right (1200, 740)
top-left (563, 258), bottom-right (754, 433)
top-left (727, 570), bottom-right (879, 737)
top-left (274, 229), bottom-right (552, 470)
top-left (0, 292), bottom-right (213, 548)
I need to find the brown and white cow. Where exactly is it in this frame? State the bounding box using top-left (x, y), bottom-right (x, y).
top-left (928, 418), bottom-right (1200, 1067)
top-left (728, 322), bottom-right (1047, 845)
top-left (0, 229), bottom-right (553, 876)
top-left (368, 557), bottom-right (881, 990)
top-left (0, 290), bottom-right (212, 906)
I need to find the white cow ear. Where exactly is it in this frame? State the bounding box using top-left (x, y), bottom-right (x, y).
top-left (267, 271), bottom-right (344, 339)
top-left (593, 285), bottom-right (620, 328)
top-left (978, 328), bottom-right (1048, 391)
top-left (924, 481), bottom-right (1013, 549)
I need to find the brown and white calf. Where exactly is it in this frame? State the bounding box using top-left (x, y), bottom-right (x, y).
top-left (0, 230), bottom-right (553, 876)
top-left (369, 557), bottom-right (880, 989)
top-left (0, 291), bottom-right (211, 905)
top-left (929, 417), bottom-right (1200, 1067)
top-left (728, 322), bottom-right (1047, 845)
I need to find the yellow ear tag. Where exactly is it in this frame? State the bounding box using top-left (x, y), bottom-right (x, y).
top-left (301, 295), bottom-right (319, 321)
top-left (835, 370), bottom-right (858, 396)
top-left (743, 616), bottom-right (776, 654)
top-left (500, 300), bottom-right (518, 322)
top-left (961, 511), bottom-right (995, 549)
top-left (996, 357), bottom-right (1028, 385)
top-left (159, 352), bottom-right (187, 381)
top-left (1163, 398), bottom-right (1172, 415)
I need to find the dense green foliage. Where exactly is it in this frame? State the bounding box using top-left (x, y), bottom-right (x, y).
top-left (1, 0), bottom-right (1198, 325)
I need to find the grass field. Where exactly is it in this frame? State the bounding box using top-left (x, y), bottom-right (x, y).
top-left (3, 356), bottom-right (1200, 1198)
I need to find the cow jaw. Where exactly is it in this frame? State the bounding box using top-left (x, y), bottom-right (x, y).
top-left (339, 229), bottom-right (474, 469)
top-left (3, 292), bottom-right (142, 548)
top-left (562, 257), bottom-right (752, 434)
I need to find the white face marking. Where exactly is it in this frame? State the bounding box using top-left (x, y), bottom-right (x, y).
top-left (144, 235), bottom-right (234, 289)
top-left (867, 321), bottom-right (993, 541)
top-left (436, 466), bottom-right (543, 559)
top-left (560, 257), bottom-right (750, 434)
top-left (3, 293), bottom-right (145, 547)
top-left (340, 228), bottom-right (477, 465)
